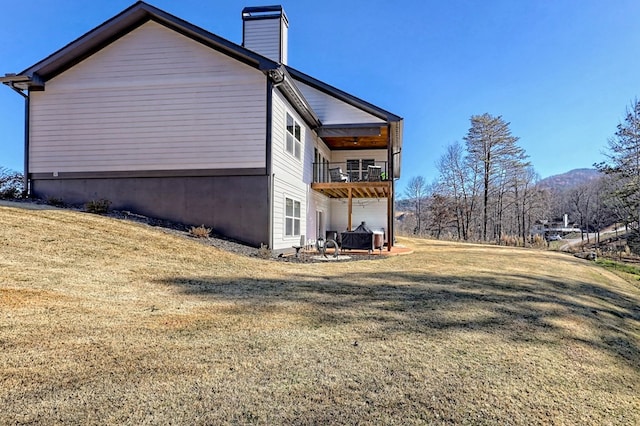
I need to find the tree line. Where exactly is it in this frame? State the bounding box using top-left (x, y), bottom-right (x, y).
top-left (399, 101), bottom-right (640, 252)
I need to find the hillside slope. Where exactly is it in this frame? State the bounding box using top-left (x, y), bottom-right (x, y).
top-left (537, 168), bottom-right (602, 191)
top-left (1, 202), bottom-right (638, 424)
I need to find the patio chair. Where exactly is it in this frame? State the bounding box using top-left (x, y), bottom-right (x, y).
top-left (367, 165), bottom-right (382, 182)
top-left (329, 168), bottom-right (349, 182)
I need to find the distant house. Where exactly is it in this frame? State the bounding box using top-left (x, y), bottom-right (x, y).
top-left (1, 2), bottom-right (403, 252)
top-left (531, 214), bottom-right (581, 237)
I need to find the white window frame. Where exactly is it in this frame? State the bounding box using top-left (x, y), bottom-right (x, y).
top-left (347, 158), bottom-right (376, 181)
top-left (284, 196), bottom-right (301, 237)
top-left (285, 112), bottom-right (302, 160)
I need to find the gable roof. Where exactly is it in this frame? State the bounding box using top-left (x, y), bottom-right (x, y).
top-left (20, 1), bottom-right (279, 84)
top-left (3, 1), bottom-right (403, 176)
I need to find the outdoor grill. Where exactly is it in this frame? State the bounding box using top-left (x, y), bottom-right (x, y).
top-left (340, 222), bottom-right (383, 251)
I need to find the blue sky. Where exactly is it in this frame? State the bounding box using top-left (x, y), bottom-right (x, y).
top-left (1, 0), bottom-right (639, 193)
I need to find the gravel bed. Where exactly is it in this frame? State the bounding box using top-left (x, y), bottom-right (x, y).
top-left (110, 211), bottom-right (381, 262)
top-left (108, 209), bottom-right (265, 257)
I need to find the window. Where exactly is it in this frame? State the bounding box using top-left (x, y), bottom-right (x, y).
top-left (347, 158), bottom-right (376, 181)
top-left (286, 112), bottom-right (302, 159)
top-left (362, 159), bottom-right (376, 172)
top-left (346, 159), bottom-right (360, 182)
top-left (285, 197), bottom-right (301, 237)
top-left (314, 148), bottom-right (329, 182)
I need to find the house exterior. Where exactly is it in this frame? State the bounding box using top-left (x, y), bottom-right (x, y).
top-left (531, 214), bottom-right (581, 238)
top-left (1, 2), bottom-right (403, 252)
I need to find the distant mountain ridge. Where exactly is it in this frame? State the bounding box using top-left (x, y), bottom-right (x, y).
top-left (537, 168), bottom-right (601, 191)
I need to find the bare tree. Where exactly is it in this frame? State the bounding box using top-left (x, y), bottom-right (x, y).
top-left (513, 166), bottom-right (539, 242)
top-left (464, 114), bottom-right (529, 241)
top-left (404, 176), bottom-right (429, 235)
top-left (428, 192), bottom-right (455, 239)
top-left (0, 167), bottom-right (24, 199)
top-left (568, 183), bottom-right (593, 243)
top-left (436, 142), bottom-right (480, 240)
top-left (596, 99), bottom-right (640, 235)
top-left (588, 177), bottom-right (616, 244)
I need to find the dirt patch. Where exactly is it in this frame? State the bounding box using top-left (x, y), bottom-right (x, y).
top-left (0, 288), bottom-right (71, 309)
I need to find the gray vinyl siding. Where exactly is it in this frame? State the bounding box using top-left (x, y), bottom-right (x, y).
top-left (243, 18), bottom-right (284, 64)
top-left (29, 21), bottom-right (267, 174)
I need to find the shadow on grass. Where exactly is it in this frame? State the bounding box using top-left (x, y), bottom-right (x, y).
top-left (156, 270), bottom-right (640, 369)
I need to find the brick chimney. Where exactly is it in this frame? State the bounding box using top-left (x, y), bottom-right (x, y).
top-left (242, 6), bottom-right (289, 65)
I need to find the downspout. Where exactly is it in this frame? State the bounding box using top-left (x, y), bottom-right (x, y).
top-left (387, 124), bottom-right (393, 250)
top-left (390, 149), bottom-right (402, 249)
top-left (266, 78), bottom-right (274, 250)
top-left (23, 92), bottom-right (29, 197)
top-left (8, 83), bottom-right (29, 197)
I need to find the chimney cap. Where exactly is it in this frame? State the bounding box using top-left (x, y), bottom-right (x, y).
top-left (242, 5), bottom-right (288, 24)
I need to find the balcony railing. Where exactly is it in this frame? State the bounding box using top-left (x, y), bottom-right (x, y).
top-left (313, 161), bottom-right (388, 184)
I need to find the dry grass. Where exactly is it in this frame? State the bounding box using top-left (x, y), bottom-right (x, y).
top-left (1, 202), bottom-right (639, 425)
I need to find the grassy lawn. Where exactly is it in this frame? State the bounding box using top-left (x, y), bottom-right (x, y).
top-left (1, 202), bottom-right (639, 424)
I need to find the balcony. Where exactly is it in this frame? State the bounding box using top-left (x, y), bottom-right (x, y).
top-left (311, 161), bottom-right (391, 199)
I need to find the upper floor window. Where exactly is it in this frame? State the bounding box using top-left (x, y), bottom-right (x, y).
top-left (347, 158), bottom-right (376, 181)
top-left (286, 112), bottom-right (302, 159)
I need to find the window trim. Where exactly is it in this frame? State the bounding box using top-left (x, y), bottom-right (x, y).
top-left (284, 196), bottom-right (301, 237)
top-left (285, 111), bottom-right (302, 160)
top-left (346, 158), bottom-right (376, 181)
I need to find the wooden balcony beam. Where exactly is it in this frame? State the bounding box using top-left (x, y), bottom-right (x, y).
top-left (310, 181), bottom-right (391, 199)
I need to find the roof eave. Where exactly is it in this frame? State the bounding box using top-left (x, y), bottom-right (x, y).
top-left (20, 1), bottom-right (278, 82)
top-left (275, 66), bottom-right (322, 129)
top-left (285, 65), bottom-right (403, 123)
top-left (284, 66), bottom-right (403, 178)
top-left (1, 73), bottom-right (44, 91)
